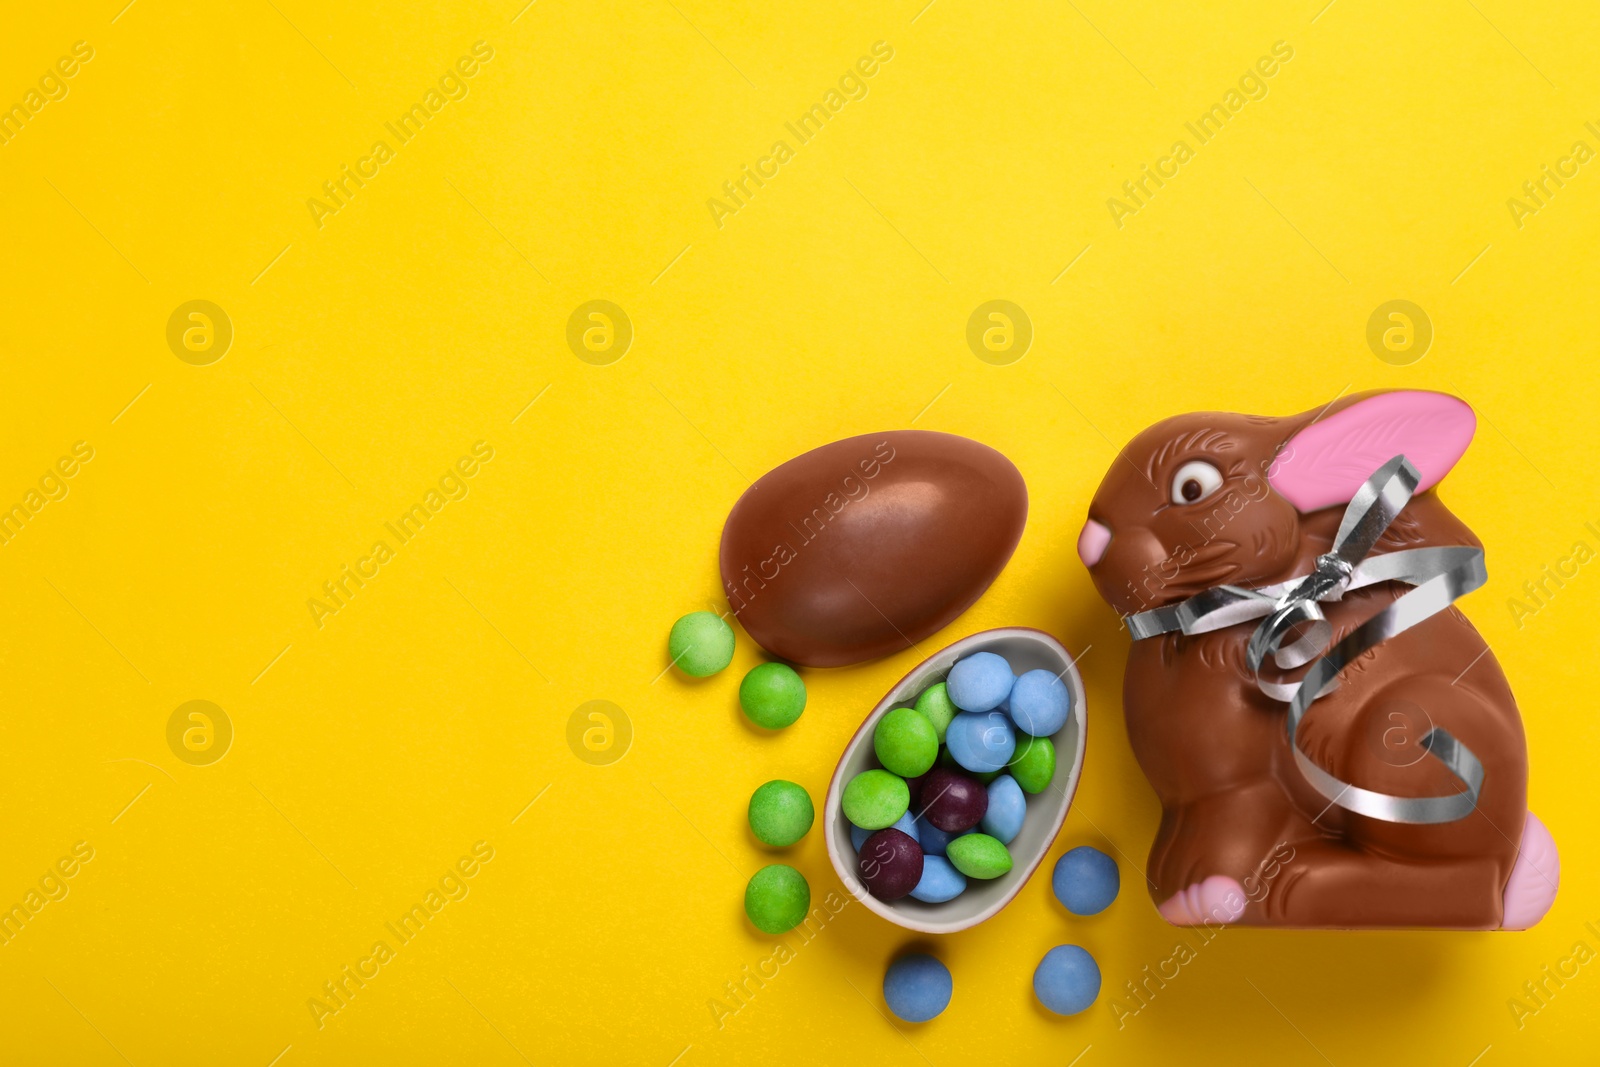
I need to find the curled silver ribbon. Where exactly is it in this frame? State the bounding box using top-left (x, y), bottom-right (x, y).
top-left (1125, 455), bottom-right (1487, 824)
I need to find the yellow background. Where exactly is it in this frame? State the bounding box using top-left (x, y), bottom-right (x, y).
top-left (2, 0), bottom-right (1596, 1063)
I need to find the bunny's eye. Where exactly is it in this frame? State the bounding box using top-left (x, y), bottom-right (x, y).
top-left (1171, 460), bottom-right (1224, 505)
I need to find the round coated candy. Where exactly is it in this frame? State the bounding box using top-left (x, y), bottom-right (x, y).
top-left (916, 822), bottom-right (963, 857)
top-left (908, 855), bottom-right (967, 903)
top-left (979, 774), bottom-right (1025, 845)
top-left (873, 707), bottom-right (938, 778)
top-left (916, 768), bottom-right (988, 832)
top-left (914, 682), bottom-right (959, 742)
top-left (1008, 668), bottom-right (1071, 736)
top-left (858, 828), bottom-right (923, 901)
top-left (852, 810), bottom-right (918, 852)
top-left (744, 864), bottom-right (810, 934)
top-left (842, 770), bottom-right (910, 830)
top-left (1008, 734), bottom-right (1056, 794)
top-left (883, 954), bottom-right (952, 1023)
top-left (945, 711), bottom-right (1015, 773)
top-left (747, 780), bottom-right (814, 847)
top-left (1033, 945), bottom-right (1101, 1015)
top-left (1052, 846), bottom-right (1120, 916)
top-left (668, 611), bottom-right (735, 677)
top-left (945, 652), bottom-right (1015, 712)
top-left (739, 662), bottom-right (806, 728)
top-left (945, 832), bottom-right (1013, 879)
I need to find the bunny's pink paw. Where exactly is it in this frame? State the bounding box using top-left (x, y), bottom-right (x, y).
top-left (1158, 876), bottom-right (1247, 926)
top-left (1501, 812), bottom-right (1559, 930)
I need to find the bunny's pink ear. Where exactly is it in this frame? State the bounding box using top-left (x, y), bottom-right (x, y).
top-left (1268, 391), bottom-right (1475, 513)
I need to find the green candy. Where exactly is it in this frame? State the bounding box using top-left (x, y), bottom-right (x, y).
top-left (739, 663), bottom-right (806, 729)
top-left (841, 769), bottom-right (909, 830)
top-left (748, 780), bottom-right (814, 847)
top-left (1009, 734), bottom-right (1056, 794)
top-left (744, 864), bottom-right (810, 933)
top-left (946, 833), bottom-right (1013, 879)
top-left (668, 611), bottom-right (735, 677)
top-left (873, 707), bottom-right (938, 777)
top-left (915, 683), bottom-right (959, 742)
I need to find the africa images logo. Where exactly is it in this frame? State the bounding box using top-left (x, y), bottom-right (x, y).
top-left (705, 41), bottom-right (895, 229)
top-left (306, 442), bottom-right (495, 629)
top-left (1105, 41), bottom-right (1294, 228)
top-left (305, 41), bottom-right (495, 230)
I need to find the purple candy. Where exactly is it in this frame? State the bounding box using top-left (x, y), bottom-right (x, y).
top-left (858, 829), bottom-right (924, 901)
top-left (917, 768), bottom-right (988, 833)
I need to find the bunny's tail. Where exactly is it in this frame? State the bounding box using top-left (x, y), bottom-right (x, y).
top-left (1501, 812), bottom-right (1559, 929)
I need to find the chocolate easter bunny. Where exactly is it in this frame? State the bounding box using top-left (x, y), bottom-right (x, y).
top-left (1077, 390), bottom-right (1558, 928)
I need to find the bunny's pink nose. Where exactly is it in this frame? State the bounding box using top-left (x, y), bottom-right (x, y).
top-left (1078, 519), bottom-right (1111, 567)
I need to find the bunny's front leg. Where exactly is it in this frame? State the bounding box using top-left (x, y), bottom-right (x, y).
top-left (1147, 778), bottom-right (1311, 925)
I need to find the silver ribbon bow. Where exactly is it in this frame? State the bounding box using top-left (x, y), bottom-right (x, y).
top-left (1125, 455), bottom-right (1488, 824)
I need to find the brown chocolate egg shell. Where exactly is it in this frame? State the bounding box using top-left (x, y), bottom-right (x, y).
top-left (720, 430), bottom-right (1027, 667)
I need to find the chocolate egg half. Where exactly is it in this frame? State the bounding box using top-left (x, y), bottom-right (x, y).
top-left (719, 431), bottom-right (1027, 667)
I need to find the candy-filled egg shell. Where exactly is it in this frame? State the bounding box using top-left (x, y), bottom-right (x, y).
top-left (825, 627), bottom-right (1088, 934)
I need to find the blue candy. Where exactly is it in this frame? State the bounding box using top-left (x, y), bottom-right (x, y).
top-left (1052, 846), bottom-right (1120, 916)
top-left (945, 711), bottom-right (1015, 773)
top-left (916, 822), bottom-right (950, 857)
top-left (1033, 944), bottom-right (1100, 1015)
top-left (908, 855), bottom-right (967, 903)
top-left (917, 822), bottom-right (956, 857)
top-left (1008, 668), bottom-right (1071, 737)
top-left (979, 775), bottom-right (1026, 845)
top-left (883, 954), bottom-right (953, 1022)
top-left (945, 652), bottom-right (1014, 712)
top-left (853, 810), bottom-right (918, 852)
